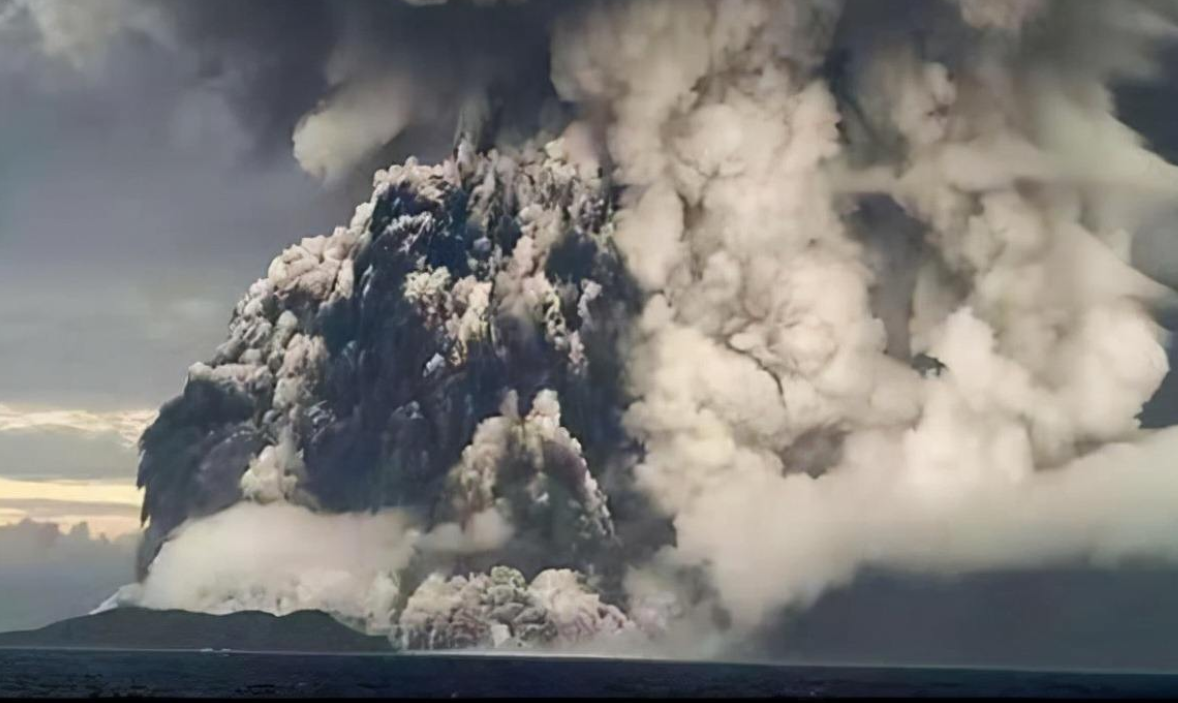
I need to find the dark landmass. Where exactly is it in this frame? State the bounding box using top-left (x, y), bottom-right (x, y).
top-left (3, 649), bottom-right (1178, 699)
top-left (0, 608), bottom-right (391, 653)
top-left (10, 564), bottom-right (1178, 669)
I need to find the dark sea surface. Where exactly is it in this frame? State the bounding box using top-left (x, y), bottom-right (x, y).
top-left (3, 649), bottom-right (1178, 699)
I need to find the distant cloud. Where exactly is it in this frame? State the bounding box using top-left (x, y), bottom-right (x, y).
top-left (0, 477), bottom-right (141, 539)
top-left (0, 518), bottom-right (136, 633)
top-left (0, 403), bottom-right (154, 447)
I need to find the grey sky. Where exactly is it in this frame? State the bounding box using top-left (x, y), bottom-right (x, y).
top-left (0, 23), bottom-right (350, 413)
top-left (0, 3), bottom-right (353, 539)
top-left (0, 429), bottom-right (135, 481)
top-left (0, 519), bottom-right (135, 632)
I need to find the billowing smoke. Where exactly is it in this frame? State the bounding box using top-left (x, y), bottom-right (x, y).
top-left (1, 0), bottom-right (574, 186)
top-left (547, 0), bottom-right (1178, 630)
top-left (16, 0), bottom-right (1178, 656)
top-left (99, 503), bottom-right (418, 631)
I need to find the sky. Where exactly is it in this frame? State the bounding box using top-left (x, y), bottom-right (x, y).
top-left (0, 7), bottom-right (366, 629)
top-left (0, 14), bottom-right (352, 544)
top-left (0, 8), bottom-right (365, 626)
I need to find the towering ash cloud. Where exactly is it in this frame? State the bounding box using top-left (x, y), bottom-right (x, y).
top-left (14, 0), bottom-right (1178, 655)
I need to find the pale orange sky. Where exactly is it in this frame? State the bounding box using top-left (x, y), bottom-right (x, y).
top-left (0, 404), bottom-right (152, 539)
top-left (0, 477), bottom-right (142, 538)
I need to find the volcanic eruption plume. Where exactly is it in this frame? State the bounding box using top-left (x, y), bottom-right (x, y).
top-left (12, 0), bottom-right (1178, 655)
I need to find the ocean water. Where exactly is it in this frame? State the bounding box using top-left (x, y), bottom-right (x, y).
top-left (3, 649), bottom-right (1178, 698)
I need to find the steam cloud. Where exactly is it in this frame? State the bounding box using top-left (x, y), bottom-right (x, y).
top-left (99, 503), bottom-right (417, 629)
top-left (548, 0), bottom-right (1178, 629)
top-left (13, 0), bottom-right (1178, 656)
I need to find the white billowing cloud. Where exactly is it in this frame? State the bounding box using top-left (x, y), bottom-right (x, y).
top-left (293, 70), bottom-right (422, 184)
top-left (6, 0), bottom-right (172, 70)
top-left (955, 0), bottom-right (1048, 33)
top-left (416, 508), bottom-right (515, 556)
top-left (0, 404), bottom-right (154, 448)
top-left (551, 0), bottom-right (1178, 631)
top-left (667, 421), bottom-right (1178, 628)
top-left (120, 502), bottom-right (419, 633)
